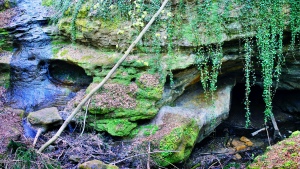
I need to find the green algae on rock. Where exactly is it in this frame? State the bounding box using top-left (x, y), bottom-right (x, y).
top-left (132, 113), bottom-right (200, 167)
top-left (91, 118), bottom-right (137, 137)
top-left (156, 117), bottom-right (199, 166)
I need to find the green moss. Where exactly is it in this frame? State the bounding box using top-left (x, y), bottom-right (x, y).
top-left (182, 22), bottom-right (196, 44)
top-left (99, 17), bottom-right (122, 30)
top-left (0, 68), bottom-right (10, 88)
top-left (82, 55), bottom-right (93, 60)
top-left (42, 0), bottom-right (53, 6)
top-left (77, 3), bottom-right (90, 18)
top-left (51, 39), bottom-right (70, 55)
top-left (79, 160), bottom-right (119, 169)
top-left (0, 0), bottom-right (16, 10)
top-left (129, 124), bottom-right (159, 138)
top-left (111, 67), bottom-right (138, 85)
top-left (60, 49), bottom-right (68, 56)
top-left (137, 86), bottom-right (163, 100)
top-left (289, 130), bottom-right (300, 138)
top-left (91, 77), bottom-right (103, 83)
top-left (283, 161), bottom-right (296, 168)
top-left (87, 71), bottom-right (163, 136)
top-left (284, 141), bottom-right (296, 146)
top-left (155, 120), bottom-right (199, 166)
top-left (0, 28), bottom-right (13, 52)
top-left (90, 99), bottom-right (158, 121)
top-left (91, 119), bottom-right (137, 137)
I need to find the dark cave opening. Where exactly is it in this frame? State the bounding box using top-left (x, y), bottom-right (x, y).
top-left (218, 83), bottom-right (300, 138)
top-left (48, 60), bottom-right (93, 91)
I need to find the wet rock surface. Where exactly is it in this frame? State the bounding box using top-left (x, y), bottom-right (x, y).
top-left (4, 0), bottom-right (92, 111)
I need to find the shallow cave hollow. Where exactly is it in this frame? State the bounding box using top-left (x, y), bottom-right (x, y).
top-left (47, 60), bottom-right (93, 90)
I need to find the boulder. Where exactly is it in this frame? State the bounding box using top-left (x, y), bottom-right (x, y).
top-left (131, 80), bottom-right (234, 166)
top-left (78, 160), bottom-right (119, 169)
top-left (27, 107), bottom-right (62, 127)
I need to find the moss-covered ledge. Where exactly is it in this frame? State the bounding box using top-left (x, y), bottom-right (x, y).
top-left (87, 72), bottom-right (163, 136)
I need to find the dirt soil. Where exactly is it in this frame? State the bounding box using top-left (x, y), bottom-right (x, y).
top-left (0, 7), bottom-right (18, 28)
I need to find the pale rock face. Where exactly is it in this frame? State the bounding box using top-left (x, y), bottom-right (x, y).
top-left (27, 107), bottom-right (62, 127)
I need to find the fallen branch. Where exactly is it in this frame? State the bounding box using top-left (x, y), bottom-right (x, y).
top-left (38, 0), bottom-right (169, 153)
top-left (270, 114), bottom-right (282, 140)
top-left (251, 126), bottom-right (269, 136)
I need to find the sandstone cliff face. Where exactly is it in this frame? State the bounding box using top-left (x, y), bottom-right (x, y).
top-left (1, 0), bottom-right (300, 166)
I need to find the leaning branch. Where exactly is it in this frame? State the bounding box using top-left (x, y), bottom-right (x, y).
top-left (38, 0), bottom-right (169, 153)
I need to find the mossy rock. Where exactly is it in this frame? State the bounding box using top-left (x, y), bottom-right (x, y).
top-left (91, 119), bottom-right (137, 137)
top-left (129, 124), bottom-right (159, 138)
top-left (132, 113), bottom-right (200, 167)
top-left (155, 119), bottom-right (199, 166)
top-left (79, 160), bottom-right (119, 169)
top-left (87, 72), bottom-right (163, 137)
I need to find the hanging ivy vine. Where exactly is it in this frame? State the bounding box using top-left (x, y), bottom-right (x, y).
top-left (243, 38), bottom-right (254, 128)
top-left (254, 0), bottom-right (285, 122)
top-left (193, 0), bottom-right (225, 98)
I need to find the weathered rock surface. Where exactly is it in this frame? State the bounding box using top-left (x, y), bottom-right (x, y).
top-left (0, 0), bottom-right (93, 111)
top-left (27, 107), bottom-right (62, 126)
top-left (129, 80), bottom-right (233, 166)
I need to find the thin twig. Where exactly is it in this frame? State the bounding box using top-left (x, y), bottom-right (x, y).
top-left (216, 157), bottom-right (223, 169)
top-left (153, 154), bottom-right (180, 169)
top-left (208, 157), bottom-right (223, 169)
top-left (208, 162), bottom-right (218, 169)
top-left (80, 98), bottom-right (91, 136)
top-left (147, 142), bottom-right (150, 169)
top-left (265, 124), bottom-right (271, 146)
